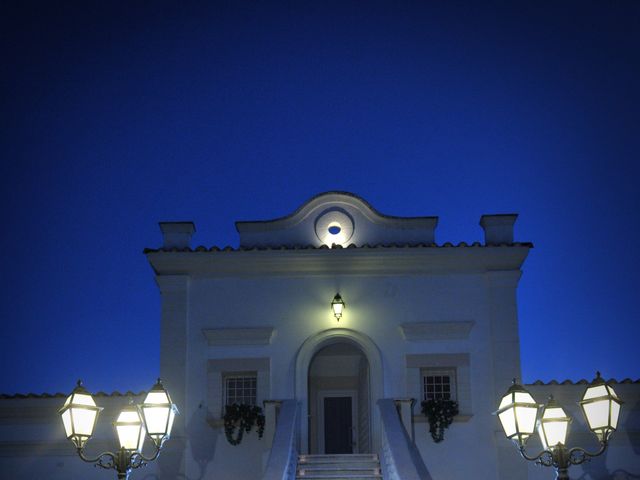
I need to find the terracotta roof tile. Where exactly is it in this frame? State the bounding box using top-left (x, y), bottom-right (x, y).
top-left (528, 378), bottom-right (639, 386)
top-left (144, 241), bottom-right (533, 254)
top-left (0, 390), bottom-right (146, 399)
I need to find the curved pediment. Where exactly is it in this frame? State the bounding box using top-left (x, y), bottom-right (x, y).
top-left (235, 191), bottom-right (438, 248)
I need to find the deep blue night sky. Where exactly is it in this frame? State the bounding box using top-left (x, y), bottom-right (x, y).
top-left (1, 1), bottom-right (638, 395)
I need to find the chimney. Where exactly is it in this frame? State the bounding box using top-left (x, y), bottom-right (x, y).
top-left (159, 222), bottom-right (196, 249)
top-left (479, 214), bottom-right (517, 245)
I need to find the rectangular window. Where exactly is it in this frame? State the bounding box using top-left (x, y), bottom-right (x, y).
top-left (224, 374), bottom-right (257, 406)
top-left (422, 368), bottom-right (456, 401)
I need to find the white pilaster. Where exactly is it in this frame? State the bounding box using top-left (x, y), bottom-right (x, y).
top-left (485, 270), bottom-right (527, 480)
top-left (156, 274), bottom-right (189, 479)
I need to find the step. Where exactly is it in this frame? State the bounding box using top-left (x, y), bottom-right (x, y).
top-left (299, 454), bottom-right (379, 464)
top-left (296, 475), bottom-right (382, 480)
top-left (298, 466), bottom-right (380, 473)
top-left (296, 454), bottom-right (382, 480)
top-left (298, 461), bottom-right (379, 469)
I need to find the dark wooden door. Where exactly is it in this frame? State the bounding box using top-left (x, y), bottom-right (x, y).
top-left (324, 396), bottom-right (353, 454)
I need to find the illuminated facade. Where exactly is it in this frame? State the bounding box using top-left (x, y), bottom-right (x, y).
top-left (0, 192), bottom-right (638, 480)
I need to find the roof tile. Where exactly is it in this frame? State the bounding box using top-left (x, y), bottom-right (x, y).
top-left (144, 241), bottom-right (533, 254)
top-left (0, 390), bottom-right (146, 399)
top-left (528, 378), bottom-right (639, 386)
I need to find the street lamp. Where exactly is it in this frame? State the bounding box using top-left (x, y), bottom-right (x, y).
top-left (59, 379), bottom-right (178, 480)
top-left (494, 373), bottom-right (623, 480)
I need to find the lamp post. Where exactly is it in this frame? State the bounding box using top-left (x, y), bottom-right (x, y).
top-left (494, 373), bottom-right (623, 479)
top-left (59, 379), bottom-right (178, 480)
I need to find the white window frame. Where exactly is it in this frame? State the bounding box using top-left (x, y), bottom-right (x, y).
top-left (223, 372), bottom-right (257, 406)
top-left (421, 368), bottom-right (457, 402)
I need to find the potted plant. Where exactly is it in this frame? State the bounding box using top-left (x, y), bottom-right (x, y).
top-left (223, 403), bottom-right (266, 446)
top-left (421, 398), bottom-right (459, 443)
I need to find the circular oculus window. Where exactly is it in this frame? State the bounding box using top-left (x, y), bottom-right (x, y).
top-left (315, 210), bottom-right (354, 247)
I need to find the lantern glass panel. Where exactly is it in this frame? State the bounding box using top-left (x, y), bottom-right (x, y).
top-left (499, 395), bottom-right (512, 410)
top-left (73, 392), bottom-right (97, 406)
top-left (167, 408), bottom-right (176, 436)
top-left (144, 391), bottom-right (169, 404)
top-left (611, 400), bottom-right (621, 429)
top-left (514, 405), bottom-right (538, 435)
top-left (333, 302), bottom-right (343, 316)
top-left (583, 385), bottom-right (608, 400)
top-left (514, 391), bottom-right (535, 404)
top-left (73, 408), bottom-right (98, 436)
top-left (538, 407), bottom-right (569, 449)
top-left (142, 390), bottom-right (172, 437)
top-left (116, 410), bottom-right (145, 451)
top-left (143, 406), bottom-right (170, 437)
top-left (583, 399), bottom-right (609, 429)
top-left (498, 408), bottom-right (516, 437)
top-left (61, 409), bottom-right (72, 437)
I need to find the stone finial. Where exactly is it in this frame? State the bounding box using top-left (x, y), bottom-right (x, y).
top-left (159, 222), bottom-right (196, 249)
top-left (479, 214), bottom-right (518, 245)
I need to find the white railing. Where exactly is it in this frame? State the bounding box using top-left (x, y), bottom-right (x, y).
top-left (263, 400), bottom-right (299, 480)
top-left (377, 399), bottom-right (433, 480)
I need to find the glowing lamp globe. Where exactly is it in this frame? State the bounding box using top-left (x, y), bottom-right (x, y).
top-left (115, 405), bottom-right (146, 452)
top-left (579, 372), bottom-right (623, 442)
top-left (58, 380), bottom-right (103, 449)
top-left (331, 293), bottom-right (345, 320)
top-left (495, 380), bottom-right (540, 448)
top-left (139, 379), bottom-right (179, 448)
top-left (537, 396), bottom-right (571, 450)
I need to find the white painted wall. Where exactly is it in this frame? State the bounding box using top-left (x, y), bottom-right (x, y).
top-left (2, 193), bottom-right (638, 480)
top-left (153, 261), bottom-right (530, 479)
top-left (148, 193), bottom-right (532, 479)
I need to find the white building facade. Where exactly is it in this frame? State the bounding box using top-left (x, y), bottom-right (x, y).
top-left (1, 192), bottom-right (638, 480)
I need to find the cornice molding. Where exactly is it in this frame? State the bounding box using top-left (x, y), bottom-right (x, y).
top-left (148, 246), bottom-right (530, 278)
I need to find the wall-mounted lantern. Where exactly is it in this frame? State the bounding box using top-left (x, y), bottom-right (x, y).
top-left (331, 293), bottom-right (345, 321)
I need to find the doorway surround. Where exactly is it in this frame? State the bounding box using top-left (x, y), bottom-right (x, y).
top-left (295, 328), bottom-right (383, 454)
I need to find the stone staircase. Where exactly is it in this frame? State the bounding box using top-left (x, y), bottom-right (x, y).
top-left (296, 454), bottom-right (382, 480)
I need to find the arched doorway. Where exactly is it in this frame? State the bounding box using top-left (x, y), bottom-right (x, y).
top-left (308, 342), bottom-right (370, 454)
top-left (295, 328), bottom-right (383, 454)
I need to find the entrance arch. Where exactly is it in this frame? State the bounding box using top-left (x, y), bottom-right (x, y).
top-left (295, 328), bottom-right (383, 454)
